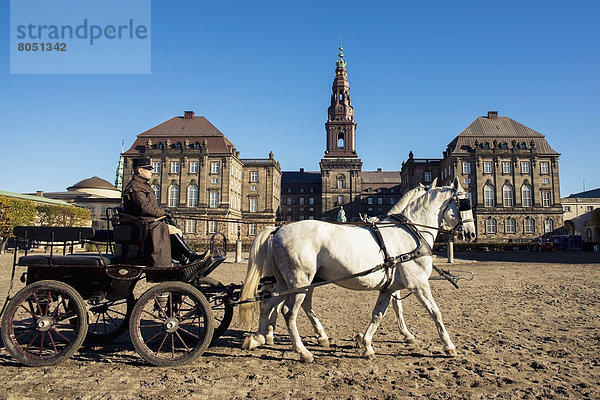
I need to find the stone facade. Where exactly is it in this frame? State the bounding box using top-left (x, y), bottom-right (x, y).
top-left (122, 112), bottom-right (281, 246)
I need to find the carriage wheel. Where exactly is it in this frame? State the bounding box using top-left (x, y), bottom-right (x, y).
top-left (86, 294), bottom-right (134, 343)
top-left (1, 280), bottom-right (88, 366)
top-left (129, 282), bottom-right (213, 366)
top-left (193, 277), bottom-right (234, 343)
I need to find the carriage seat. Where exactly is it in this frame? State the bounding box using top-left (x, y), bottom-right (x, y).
top-left (18, 253), bottom-right (115, 267)
top-left (111, 212), bottom-right (150, 260)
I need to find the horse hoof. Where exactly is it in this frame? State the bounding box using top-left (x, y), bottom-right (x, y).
top-left (242, 334), bottom-right (265, 350)
top-left (265, 336), bottom-right (275, 346)
top-left (405, 336), bottom-right (417, 344)
top-left (444, 347), bottom-right (457, 357)
top-left (241, 336), bottom-right (252, 350)
top-left (362, 351), bottom-right (375, 360)
top-left (318, 337), bottom-right (330, 348)
top-left (300, 353), bottom-right (314, 363)
top-left (354, 333), bottom-right (365, 349)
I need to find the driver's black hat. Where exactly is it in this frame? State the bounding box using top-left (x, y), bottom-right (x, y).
top-left (132, 157), bottom-right (153, 170)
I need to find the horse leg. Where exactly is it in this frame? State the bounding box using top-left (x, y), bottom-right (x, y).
top-left (282, 292), bottom-right (314, 363)
top-left (242, 295), bottom-right (281, 350)
top-left (355, 291), bottom-right (391, 359)
top-left (412, 283), bottom-right (456, 356)
top-left (301, 288), bottom-right (329, 347)
top-left (391, 291), bottom-right (416, 343)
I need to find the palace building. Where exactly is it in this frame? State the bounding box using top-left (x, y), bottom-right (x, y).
top-left (402, 111), bottom-right (563, 242)
top-left (122, 112), bottom-right (281, 247)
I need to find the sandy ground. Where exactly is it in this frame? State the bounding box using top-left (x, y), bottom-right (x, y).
top-left (0, 250), bottom-right (599, 399)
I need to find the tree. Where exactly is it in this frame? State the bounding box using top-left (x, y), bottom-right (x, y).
top-left (36, 204), bottom-right (90, 227)
top-left (0, 195), bottom-right (36, 253)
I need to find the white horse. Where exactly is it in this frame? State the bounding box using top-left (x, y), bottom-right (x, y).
top-left (241, 177), bottom-right (475, 362)
top-left (239, 183), bottom-right (430, 348)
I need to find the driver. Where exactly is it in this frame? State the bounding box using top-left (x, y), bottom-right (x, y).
top-left (122, 157), bottom-right (204, 267)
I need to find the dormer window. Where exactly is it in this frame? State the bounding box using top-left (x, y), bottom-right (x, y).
top-left (481, 142), bottom-right (490, 149)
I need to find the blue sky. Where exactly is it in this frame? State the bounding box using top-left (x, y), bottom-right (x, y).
top-left (1, 1), bottom-right (598, 197)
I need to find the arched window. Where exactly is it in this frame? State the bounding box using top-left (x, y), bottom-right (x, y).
top-left (524, 217), bottom-right (535, 234)
top-left (502, 184), bottom-right (513, 207)
top-left (484, 185), bottom-right (495, 207)
top-left (481, 142), bottom-right (490, 149)
top-left (505, 217), bottom-right (516, 234)
top-left (336, 175), bottom-right (346, 189)
top-left (156, 142), bottom-right (164, 149)
top-left (168, 184), bottom-right (179, 207)
top-left (586, 228), bottom-right (592, 239)
top-left (337, 132), bottom-right (344, 148)
top-left (187, 185), bottom-right (198, 207)
top-left (544, 218), bottom-right (554, 234)
top-left (499, 142), bottom-right (508, 149)
top-left (175, 142), bottom-right (182, 149)
top-left (152, 185), bottom-right (160, 205)
top-left (521, 184), bottom-right (532, 207)
top-left (485, 218), bottom-right (497, 234)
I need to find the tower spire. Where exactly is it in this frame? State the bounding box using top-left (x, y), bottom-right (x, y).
top-left (324, 44), bottom-right (356, 158)
top-left (115, 140), bottom-right (125, 191)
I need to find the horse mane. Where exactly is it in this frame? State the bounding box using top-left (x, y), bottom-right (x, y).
top-left (403, 185), bottom-right (454, 217)
top-left (387, 184), bottom-right (426, 216)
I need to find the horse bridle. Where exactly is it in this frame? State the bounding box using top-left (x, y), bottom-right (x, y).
top-left (446, 191), bottom-right (475, 235)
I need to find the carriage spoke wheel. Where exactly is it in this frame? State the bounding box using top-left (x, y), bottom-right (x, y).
top-left (86, 294), bottom-right (134, 343)
top-left (129, 282), bottom-right (213, 366)
top-left (1, 280), bottom-right (88, 366)
top-left (193, 277), bottom-right (234, 343)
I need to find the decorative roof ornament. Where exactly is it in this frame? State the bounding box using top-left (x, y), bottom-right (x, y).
top-left (336, 39), bottom-right (346, 69)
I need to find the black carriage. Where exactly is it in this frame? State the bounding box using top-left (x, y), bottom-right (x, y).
top-left (0, 210), bottom-right (233, 367)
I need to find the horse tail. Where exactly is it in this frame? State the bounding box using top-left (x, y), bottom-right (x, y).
top-left (238, 226), bottom-right (278, 330)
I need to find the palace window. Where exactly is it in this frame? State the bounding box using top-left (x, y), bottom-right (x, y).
top-left (249, 223), bottom-right (257, 236)
top-left (502, 161), bottom-right (511, 174)
top-left (309, 197), bottom-right (315, 205)
top-left (210, 161), bottom-right (220, 174)
top-left (505, 218), bottom-right (516, 234)
top-left (462, 162), bottom-right (471, 174)
top-left (524, 217), bottom-right (535, 234)
top-left (521, 184), bottom-right (532, 207)
top-left (485, 218), bottom-right (497, 234)
top-left (189, 161), bottom-right (198, 174)
top-left (502, 184), bottom-right (513, 207)
top-left (540, 162), bottom-right (549, 175)
top-left (483, 184), bottom-right (495, 207)
top-left (187, 185), bottom-right (198, 207)
top-left (337, 175), bottom-right (346, 189)
top-left (185, 220), bottom-right (196, 234)
top-left (299, 197), bottom-right (305, 205)
top-left (208, 221), bottom-right (217, 234)
top-left (251, 185), bottom-right (257, 191)
top-left (424, 171), bottom-right (432, 182)
top-left (209, 192), bottom-right (219, 208)
top-left (338, 195), bottom-right (345, 205)
top-left (168, 185), bottom-right (179, 207)
top-left (286, 197), bottom-right (292, 205)
top-left (152, 161), bottom-right (161, 174)
top-left (249, 198), bottom-right (258, 212)
top-left (544, 218), bottom-right (554, 234)
top-left (483, 161), bottom-right (492, 174)
top-left (250, 171), bottom-right (259, 182)
top-left (521, 161), bottom-right (530, 174)
top-left (170, 161), bottom-right (180, 174)
top-left (367, 197), bottom-right (373, 205)
top-left (542, 191), bottom-right (551, 207)
top-left (211, 177), bottom-right (219, 184)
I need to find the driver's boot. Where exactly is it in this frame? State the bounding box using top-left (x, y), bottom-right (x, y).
top-left (170, 234), bottom-right (207, 265)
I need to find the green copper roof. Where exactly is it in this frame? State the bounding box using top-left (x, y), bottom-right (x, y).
top-left (336, 44), bottom-right (346, 68)
top-left (0, 191), bottom-right (73, 206)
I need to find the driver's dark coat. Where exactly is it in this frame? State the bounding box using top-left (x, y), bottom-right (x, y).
top-left (122, 174), bottom-right (171, 267)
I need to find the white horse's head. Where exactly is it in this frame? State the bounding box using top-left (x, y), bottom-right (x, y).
top-left (441, 177), bottom-right (476, 241)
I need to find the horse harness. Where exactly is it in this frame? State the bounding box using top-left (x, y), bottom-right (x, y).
top-left (368, 213), bottom-right (432, 294)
